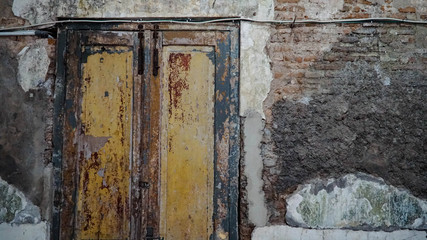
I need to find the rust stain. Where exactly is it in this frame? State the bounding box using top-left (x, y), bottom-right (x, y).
top-left (161, 46), bottom-right (215, 240)
top-left (76, 46), bottom-right (133, 240)
top-left (167, 53), bottom-right (191, 118)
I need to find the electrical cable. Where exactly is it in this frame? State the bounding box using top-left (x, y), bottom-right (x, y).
top-left (0, 17), bottom-right (426, 31)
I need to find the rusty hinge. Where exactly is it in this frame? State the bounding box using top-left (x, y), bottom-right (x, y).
top-left (145, 227), bottom-right (164, 240)
top-left (138, 31), bottom-right (144, 75)
top-left (152, 25), bottom-right (159, 76)
top-left (139, 181), bottom-right (150, 189)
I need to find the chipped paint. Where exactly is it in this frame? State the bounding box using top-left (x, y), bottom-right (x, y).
top-left (57, 25), bottom-right (239, 239)
top-left (160, 46), bottom-right (215, 239)
top-left (167, 53), bottom-right (191, 116)
top-left (76, 46), bottom-right (133, 239)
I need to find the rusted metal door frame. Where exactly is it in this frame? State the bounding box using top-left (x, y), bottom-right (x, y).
top-left (53, 28), bottom-right (144, 240)
top-left (53, 21), bottom-right (240, 240)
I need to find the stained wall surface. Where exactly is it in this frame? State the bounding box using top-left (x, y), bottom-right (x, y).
top-left (1, 0), bottom-right (426, 239)
top-left (257, 0), bottom-right (427, 239)
top-left (0, 35), bottom-right (54, 239)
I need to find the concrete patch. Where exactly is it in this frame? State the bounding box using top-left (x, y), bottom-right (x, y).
top-left (240, 22), bottom-right (273, 118)
top-left (12, 0), bottom-right (55, 24)
top-left (302, 0), bottom-right (344, 20)
top-left (243, 111), bottom-right (268, 226)
top-left (57, 0), bottom-right (274, 19)
top-left (252, 225), bottom-right (426, 240)
top-left (286, 173), bottom-right (427, 230)
top-left (0, 177), bottom-right (41, 224)
top-left (17, 42), bottom-right (50, 92)
top-left (0, 222), bottom-right (48, 240)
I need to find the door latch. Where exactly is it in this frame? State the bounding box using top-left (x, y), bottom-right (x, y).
top-left (139, 181), bottom-right (150, 189)
top-left (146, 226), bottom-right (164, 240)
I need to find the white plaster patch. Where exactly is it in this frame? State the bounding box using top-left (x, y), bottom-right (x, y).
top-left (253, 225), bottom-right (426, 240)
top-left (375, 64), bottom-right (392, 86)
top-left (243, 112), bottom-right (268, 226)
top-left (253, 0), bottom-right (274, 20)
top-left (17, 42), bottom-right (50, 93)
top-left (0, 177), bottom-right (41, 225)
top-left (240, 22), bottom-right (273, 118)
top-left (58, 0), bottom-right (274, 19)
top-left (0, 222), bottom-right (48, 240)
top-left (302, 0), bottom-right (344, 20)
top-left (297, 96), bottom-right (312, 105)
top-left (12, 0), bottom-right (55, 24)
top-left (286, 173), bottom-right (427, 230)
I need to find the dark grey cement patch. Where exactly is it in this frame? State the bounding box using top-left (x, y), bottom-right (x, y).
top-left (269, 60), bottom-right (426, 200)
top-left (0, 38), bottom-right (53, 212)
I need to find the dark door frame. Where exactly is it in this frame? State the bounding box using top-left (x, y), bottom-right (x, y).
top-left (52, 20), bottom-right (240, 240)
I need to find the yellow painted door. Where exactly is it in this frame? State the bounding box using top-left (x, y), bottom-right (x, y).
top-left (160, 46), bottom-right (215, 239)
top-left (77, 46), bottom-right (133, 239)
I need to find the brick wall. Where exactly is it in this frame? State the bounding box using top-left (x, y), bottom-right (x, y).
top-left (275, 0), bottom-right (426, 20)
top-left (258, 0), bottom-right (427, 234)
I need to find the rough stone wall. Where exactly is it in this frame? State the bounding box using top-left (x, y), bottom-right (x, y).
top-left (2, 0), bottom-right (427, 239)
top-left (0, 1), bottom-right (55, 237)
top-left (261, 0), bottom-right (427, 235)
top-left (9, 0), bottom-right (274, 24)
top-left (0, 35), bottom-right (55, 214)
top-left (274, 0), bottom-right (427, 20)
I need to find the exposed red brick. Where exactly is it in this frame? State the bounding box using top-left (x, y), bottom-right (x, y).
top-left (276, 0), bottom-right (300, 3)
top-left (359, 0), bottom-right (373, 5)
top-left (399, 7), bottom-right (416, 13)
top-left (344, 13), bottom-right (370, 19)
top-left (313, 62), bottom-right (342, 70)
top-left (389, 13), bottom-right (407, 19)
top-left (303, 56), bottom-right (317, 62)
top-left (290, 71), bottom-right (304, 78)
top-left (274, 72), bottom-right (284, 79)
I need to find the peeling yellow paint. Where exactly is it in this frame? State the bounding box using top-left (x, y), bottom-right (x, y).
top-left (77, 46), bottom-right (133, 239)
top-left (218, 230), bottom-right (228, 240)
top-left (160, 46), bottom-right (215, 239)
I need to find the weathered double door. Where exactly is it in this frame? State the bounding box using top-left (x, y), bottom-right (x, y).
top-left (56, 23), bottom-right (239, 240)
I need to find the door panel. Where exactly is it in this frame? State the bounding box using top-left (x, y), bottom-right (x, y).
top-left (57, 24), bottom-right (239, 240)
top-left (160, 46), bottom-right (215, 239)
top-left (77, 46), bottom-right (133, 239)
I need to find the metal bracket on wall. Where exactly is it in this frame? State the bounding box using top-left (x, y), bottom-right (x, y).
top-left (152, 25), bottom-right (159, 76)
top-left (138, 32), bottom-right (144, 75)
top-left (145, 227), bottom-right (164, 240)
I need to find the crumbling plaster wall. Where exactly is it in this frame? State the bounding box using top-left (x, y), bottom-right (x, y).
top-left (3, 0), bottom-right (427, 239)
top-left (0, 35), bottom-right (55, 240)
top-left (1, 2), bottom-right (55, 239)
top-left (3, 0), bottom-right (276, 239)
top-left (256, 0), bottom-right (427, 239)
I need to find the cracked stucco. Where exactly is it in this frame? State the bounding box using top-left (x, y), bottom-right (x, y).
top-left (240, 22), bottom-right (273, 118)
